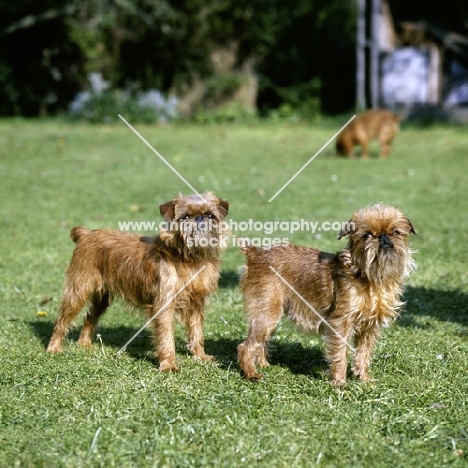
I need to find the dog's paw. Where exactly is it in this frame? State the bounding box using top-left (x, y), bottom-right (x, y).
top-left (77, 337), bottom-right (93, 347)
top-left (46, 343), bottom-right (63, 353)
top-left (159, 360), bottom-right (178, 372)
top-left (358, 375), bottom-right (376, 383)
top-left (242, 370), bottom-right (264, 381)
top-left (256, 359), bottom-right (270, 368)
top-left (352, 367), bottom-right (375, 382)
top-left (330, 378), bottom-right (347, 387)
top-left (193, 353), bottom-right (215, 362)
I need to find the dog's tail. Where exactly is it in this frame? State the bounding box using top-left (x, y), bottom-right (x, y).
top-left (238, 237), bottom-right (252, 255)
top-left (70, 226), bottom-right (89, 244)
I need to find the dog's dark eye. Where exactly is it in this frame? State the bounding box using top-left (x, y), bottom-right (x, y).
top-left (392, 229), bottom-right (401, 235)
top-left (179, 215), bottom-right (190, 221)
top-left (362, 233), bottom-right (373, 240)
top-left (206, 213), bottom-right (216, 219)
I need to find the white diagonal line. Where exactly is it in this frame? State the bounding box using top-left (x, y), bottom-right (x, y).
top-left (269, 266), bottom-right (356, 353)
top-left (118, 114), bottom-right (201, 197)
top-left (268, 115), bottom-right (356, 202)
top-left (117, 266), bottom-right (206, 355)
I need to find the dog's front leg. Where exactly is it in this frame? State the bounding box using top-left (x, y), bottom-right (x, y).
top-left (148, 302), bottom-right (177, 371)
top-left (184, 298), bottom-right (213, 362)
top-left (324, 318), bottom-right (352, 386)
top-left (352, 324), bottom-right (380, 381)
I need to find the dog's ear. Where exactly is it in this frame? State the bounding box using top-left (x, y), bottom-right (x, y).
top-left (406, 217), bottom-right (417, 235)
top-left (217, 198), bottom-right (229, 219)
top-left (337, 219), bottom-right (355, 240)
top-left (159, 200), bottom-right (176, 221)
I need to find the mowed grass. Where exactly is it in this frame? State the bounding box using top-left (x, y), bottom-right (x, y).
top-left (0, 117), bottom-right (467, 467)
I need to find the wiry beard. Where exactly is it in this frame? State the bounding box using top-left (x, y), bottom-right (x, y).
top-left (160, 219), bottom-right (230, 259)
top-left (181, 220), bottom-right (227, 249)
top-left (352, 241), bottom-right (415, 286)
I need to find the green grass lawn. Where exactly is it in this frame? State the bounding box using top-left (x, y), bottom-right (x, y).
top-left (0, 117), bottom-right (467, 467)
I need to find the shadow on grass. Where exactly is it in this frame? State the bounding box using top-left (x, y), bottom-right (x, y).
top-left (30, 320), bottom-right (242, 367)
top-left (29, 285), bottom-right (466, 377)
top-left (29, 319), bottom-right (159, 364)
top-left (218, 269), bottom-right (240, 289)
top-left (205, 336), bottom-right (326, 378)
top-left (400, 286), bottom-right (468, 329)
top-left (266, 340), bottom-right (326, 378)
top-left (29, 320), bottom-right (326, 377)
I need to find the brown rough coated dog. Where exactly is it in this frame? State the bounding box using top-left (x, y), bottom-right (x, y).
top-left (336, 109), bottom-right (401, 158)
top-left (47, 192), bottom-right (230, 371)
top-left (237, 204), bottom-right (416, 386)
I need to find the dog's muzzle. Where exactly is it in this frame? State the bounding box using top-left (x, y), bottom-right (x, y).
top-left (378, 234), bottom-right (394, 249)
top-left (193, 215), bottom-right (212, 233)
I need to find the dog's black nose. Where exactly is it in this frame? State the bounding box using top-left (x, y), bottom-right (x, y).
top-left (378, 234), bottom-right (394, 249)
top-left (194, 215), bottom-right (204, 224)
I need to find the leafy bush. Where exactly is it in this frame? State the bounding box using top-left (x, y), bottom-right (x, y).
top-left (203, 73), bottom-right (245, 104)
top-left (194, 102), bottom-right (256, 124)
top-left (0, 0), bottom-right (356, 117)
top-left (69, 73), bottom-right (177, 123)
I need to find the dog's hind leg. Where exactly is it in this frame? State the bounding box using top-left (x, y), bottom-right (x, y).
top-left (47, 282), bottom-right (92, 353)
top-left (77, 292), bottom-right (111, 347)
top-left (237, 296), bottom-right (283, 380)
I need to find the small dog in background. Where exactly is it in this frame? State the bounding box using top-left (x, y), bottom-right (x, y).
top-left (237, 204), bottom-right (416, 386)
top-left (336, 109), bottom-right (401, 158)
top-left (47, 192), bottom-right (230, 371)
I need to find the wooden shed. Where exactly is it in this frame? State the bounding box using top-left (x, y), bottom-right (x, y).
top-left (356, 0), bottom-right (468, 118)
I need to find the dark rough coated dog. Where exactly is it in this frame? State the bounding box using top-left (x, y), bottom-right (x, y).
top-left (238, 204), bottom-right (416, 385)
top-left (47, 192), bottom-right (230, 371)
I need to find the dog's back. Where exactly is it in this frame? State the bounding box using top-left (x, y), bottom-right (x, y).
top-left (336, 109), bottom-right (400, 158)
top-left (357, 109), bottom-right (400, 143)
top-left (239, 243), bottom-right (336, 323)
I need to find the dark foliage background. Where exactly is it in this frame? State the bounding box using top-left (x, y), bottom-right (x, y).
top-left (0, 0), bottom-right (356, 117)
